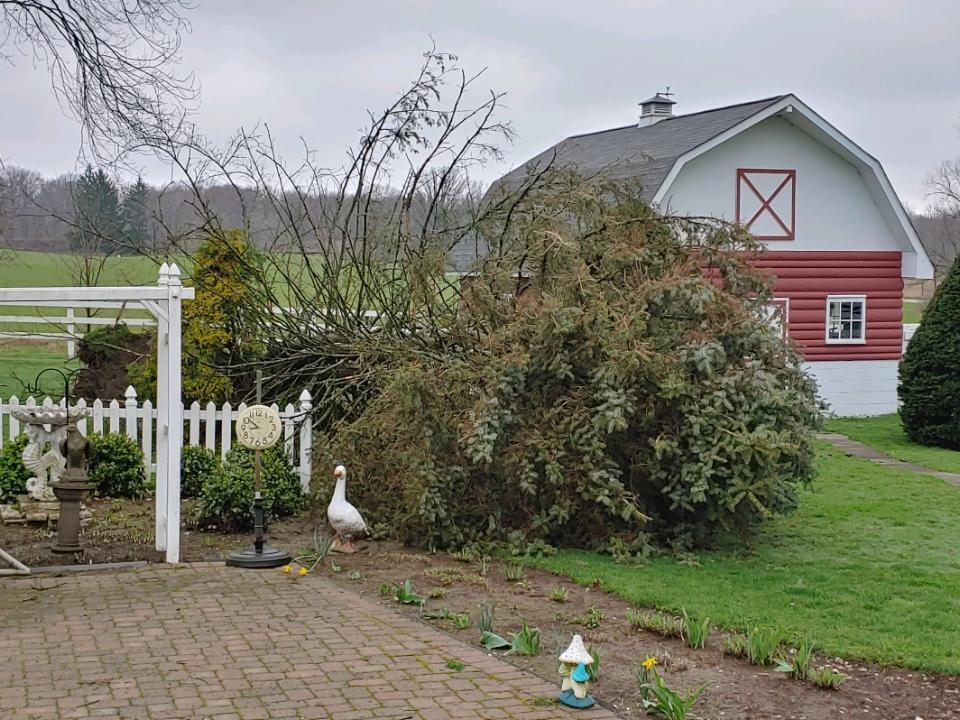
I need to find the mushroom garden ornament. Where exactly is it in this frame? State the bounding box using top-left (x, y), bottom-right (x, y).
top-left (558, 634), bottom-right (595, 708)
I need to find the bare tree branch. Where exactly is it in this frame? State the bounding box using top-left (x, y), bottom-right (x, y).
top-left (0, 0), bottom-right (197, 158)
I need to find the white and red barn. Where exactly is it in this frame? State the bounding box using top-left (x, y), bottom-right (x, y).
top-left (476, 93), bottom-right (932, 416)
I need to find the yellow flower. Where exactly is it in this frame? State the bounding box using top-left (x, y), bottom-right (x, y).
top-left (298, 567), bottom-right (308, 576)
top-left (642, 656), bottom-right (657, 670)
top-left (281, 565), bottom-right (292, 573)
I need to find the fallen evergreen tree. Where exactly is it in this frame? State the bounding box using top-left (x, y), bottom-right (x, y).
top-left (327, 176), bottom-right (823, 554)
top-left (135, 50), bottom-right (822, 554)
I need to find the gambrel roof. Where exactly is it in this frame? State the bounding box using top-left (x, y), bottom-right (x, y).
top-left (459, 94), bottom-right (932, 279)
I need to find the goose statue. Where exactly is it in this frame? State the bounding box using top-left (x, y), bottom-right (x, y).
top-left (327, 464), bottom-right (367, 553)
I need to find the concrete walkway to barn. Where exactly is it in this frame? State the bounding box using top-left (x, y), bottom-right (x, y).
top-left (818, 431), bottom-right (960, 487)
top-left (0, 564), bottom-right (618, 720)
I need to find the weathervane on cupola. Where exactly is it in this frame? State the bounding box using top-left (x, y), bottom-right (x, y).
top-left (638, 86), bottom-right (676, 126)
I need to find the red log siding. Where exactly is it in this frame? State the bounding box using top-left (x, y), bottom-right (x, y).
top-left (751, 251), bottom-right (903, 361)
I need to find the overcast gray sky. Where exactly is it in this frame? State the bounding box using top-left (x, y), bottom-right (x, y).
top-left (2, 0), bottom-right (958, 209)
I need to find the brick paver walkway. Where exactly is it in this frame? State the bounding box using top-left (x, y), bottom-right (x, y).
top-left (1, 564), bottom-right (619, 720)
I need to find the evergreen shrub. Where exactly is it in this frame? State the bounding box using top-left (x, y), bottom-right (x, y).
top-left (88, 433), bottom-right (147, 498)
top-left (0, 435), bottom-right (31, 502)
top-left (180, 445), bottom-right (220, 499)
top-left (899, 256), bottom-right (960, 448)
top-left (197, 445), bottom-right (303, 531)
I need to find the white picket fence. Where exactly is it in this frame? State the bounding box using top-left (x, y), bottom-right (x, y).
top-left (0, 387), bottom-right (314, 492)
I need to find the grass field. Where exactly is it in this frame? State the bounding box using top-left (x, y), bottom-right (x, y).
top-left (902, 300), bottom-right (925, 324)
top-left (0, 342), bottom-right (79, 398)
top-left (0, 250), bottom-right (165, 288)
top-left (528, 443), bottom-right (960, 674)
top-left (0, 250), bottom-right (173, 335)
top-left (826, 413), bottom-right (960, 474)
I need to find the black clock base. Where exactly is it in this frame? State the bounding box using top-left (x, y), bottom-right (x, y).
top-left (225, 545), bottom-right (292, 569)
top-left (225, 491), bottom-right (290, 569)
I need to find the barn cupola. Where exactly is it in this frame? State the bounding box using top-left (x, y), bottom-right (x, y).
top-left (638, 89), bottom-right (676, 127)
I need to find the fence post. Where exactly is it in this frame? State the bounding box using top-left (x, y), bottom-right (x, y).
top-left (142, 399), bottom-right (154, 482)
top-left (220, 402), bottom-right (232, 461)
top-left (8, 396), bottom-right (19, 438)
top-left (188, 401), bottom-right (201, 446)
top-left (165, 263), bottom-right (184, 564)
top-left (204, 402), bottom-right (217, 451)
top-left (124, 386), bottom-right (138, 443)
top-left (75, 398), bottom-right (88, 436)
top-left (66, 306), bottom-right (76, 359)
top-left (108, 399), bottom-right (120, 433)
top-left (154, 263), bottom-right (170, 552)
top-left (283, 402), bottom-right (296, 462)
top-left (298, 389), bottom-right (313, 493)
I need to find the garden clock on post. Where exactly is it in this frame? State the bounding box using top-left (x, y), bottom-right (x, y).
top-left (236, 404), bottom-right (282, 449)
top-left (226, 384), bottom-right (291, 569)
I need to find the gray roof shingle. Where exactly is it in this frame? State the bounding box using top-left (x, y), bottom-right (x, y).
top-left (496, 95), bottom-right (786, 201)
top-left (450, 96), bottom-right (786, 272)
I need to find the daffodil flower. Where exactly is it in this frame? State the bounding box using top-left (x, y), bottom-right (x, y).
top-left (282, 565), bottom-right (292, 573)
top-left (298, 567), bottom-right (308, 576)
top-left (642, 656), bottom-right (657, 670)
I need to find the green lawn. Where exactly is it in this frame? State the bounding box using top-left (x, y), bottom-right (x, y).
top-left (902, 300), bottom-right (925, 324)
top-left (0, 250), bottom-right (165, 288)
top-left (527, 443), bottom-right (960, 673)
top-left (0, 251), bottom-right (172, 333)
top-left (827, 413), bottom-right (960, 474)
top-left (0, 342), bottom-right (79, 398)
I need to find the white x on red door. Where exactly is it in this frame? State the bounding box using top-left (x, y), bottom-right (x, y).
top-left (736, 168), bottom-right (796, 240)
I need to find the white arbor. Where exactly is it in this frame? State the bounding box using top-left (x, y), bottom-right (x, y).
top-left (0, 264), bottom-right (194, 563)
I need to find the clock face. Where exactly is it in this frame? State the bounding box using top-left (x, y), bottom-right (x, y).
top-left (235, 404), bottom-right (282, 449)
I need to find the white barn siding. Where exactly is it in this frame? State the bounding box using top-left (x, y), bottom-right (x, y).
top-left (805, 360), bottom-right (899, 416)
top-left (659, 116), bottom-right (902, 254)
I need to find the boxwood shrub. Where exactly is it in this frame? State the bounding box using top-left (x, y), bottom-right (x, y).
top-left (88, 433), bottom-right (147, 498)
top-left (196, 445), bottom-right (303, 531)
top-left (181, 445), bottom-right (220, 498)
top-left (0, 435), bottom-right (31, 502)
top-left (1, 432), bottom-right (147, 500)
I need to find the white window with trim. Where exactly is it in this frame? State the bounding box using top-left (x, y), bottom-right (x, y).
top-left (826, 295), bottom-right (866, 344)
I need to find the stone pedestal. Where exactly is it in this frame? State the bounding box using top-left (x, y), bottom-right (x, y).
top-left (50, 471), bottom-right (95, 553)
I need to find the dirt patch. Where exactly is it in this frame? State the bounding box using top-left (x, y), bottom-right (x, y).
top-left (0, 496), bottom-right (325, 567)
top-left (1, 503), bottom-right (958, 719)
top-left (321, 545), bottom-right (960, 720)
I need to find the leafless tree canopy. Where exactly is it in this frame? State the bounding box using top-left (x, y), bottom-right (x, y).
top-left (922, 155), bottom-right (960, 276)
top-left (115, 49), bottom-right (552, 419)
top-left (0, 0), bottom-right (196, 157)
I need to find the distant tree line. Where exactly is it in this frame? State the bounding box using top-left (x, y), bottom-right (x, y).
top-left (2, 163), bottom-right (957, 272)
top-left (0, 164), bottom-right (274, 253)
top-left (0, 164), bottom-right (410, 256)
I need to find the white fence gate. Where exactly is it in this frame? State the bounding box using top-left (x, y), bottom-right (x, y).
top-left (0, 387), bottom-right (314, 493)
